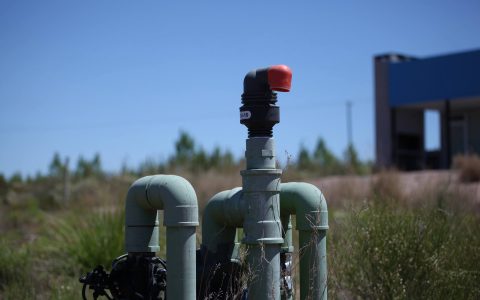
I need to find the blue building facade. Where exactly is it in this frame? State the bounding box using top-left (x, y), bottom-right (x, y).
top-left (375, 49), bottom-right (480, 170)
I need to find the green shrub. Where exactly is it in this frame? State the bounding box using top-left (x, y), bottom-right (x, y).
top-left (0, 240), bottom-right (35, 297)
top-left (49, 276), bottom-right (81, 300)
top-left (329, 201), bottom-right (480, 299)
top-left (53, 209), bottom-right (125, 273)
top-left (1, 281), bottom-right (35, 300)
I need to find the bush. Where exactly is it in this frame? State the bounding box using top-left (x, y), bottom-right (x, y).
top-left (453, 154), bottom-right (480, 183)
top-left (0, 240), bottom-right (35, 297)
top-left (329, 200), bottom-right (480, 299)
top-left (53, 209), bottom-right (125, 273)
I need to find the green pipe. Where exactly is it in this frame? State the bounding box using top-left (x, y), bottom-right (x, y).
top-left (280, 216), bottom-right (294, 300)
top-left (299, 230), bottom-right (327, 300)
top-left (281, 182), bottom-right (328, 300)
top-left (281, 215), bottom-right (294, 253)
top-left (201, 182), bottom-right (328, 300)
top-left (201, 187), bottom-right (244, 254)
top-left (125, 175), bottom-right (199, 300)
top-left (242, 137), bottom-right (283, 300)
top-left (166, 226), bottom-right (197, 299)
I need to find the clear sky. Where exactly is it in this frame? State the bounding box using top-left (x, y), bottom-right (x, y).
top-left (1, 0), bottom-right (479, 177)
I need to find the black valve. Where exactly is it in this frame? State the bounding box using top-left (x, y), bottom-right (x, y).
top-left (240, 65), bottom-right (292, 137)
top-left (79, 253), bottom-right (167, 300)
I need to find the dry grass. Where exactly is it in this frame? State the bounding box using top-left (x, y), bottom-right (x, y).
top-left (181, 168), bottom-right (243, 210)
top-left (453, 154), bottom-right (480, 183)
top-left (1, 169), bottom-right (480, 299)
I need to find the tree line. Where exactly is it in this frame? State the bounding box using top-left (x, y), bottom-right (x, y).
top-left (0, 131), bottom-right (370, 186)
top-left (297, 138), bottom-right (370, 176)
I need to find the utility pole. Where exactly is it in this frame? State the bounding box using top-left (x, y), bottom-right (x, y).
top-left (63, 157), bottom-right (70, 203)
top-left (346, 100), bottom-right (353, 147)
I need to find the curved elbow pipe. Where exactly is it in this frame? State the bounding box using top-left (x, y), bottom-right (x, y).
top-left (197, 188), bottom-right (244, 299)
top-left (125, 175), bottom-right (199, 252)
top-left (240, 65), bottom-right (292, 138)
top-left (125, 175), bottom-right (199, 300)
top-left (201, 187), bottom-right (244, 254)
top-left (243, 65), bottom-right (292, 95)
top-left (280, 182), bottom-right (328, 300)
top-left (280, 182), bottom-right (328, 231)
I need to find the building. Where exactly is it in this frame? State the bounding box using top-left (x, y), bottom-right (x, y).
top-left (375, 49), bottom-right (480, 170)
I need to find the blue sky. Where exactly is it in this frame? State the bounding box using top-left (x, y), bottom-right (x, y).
top-left (1, 0), bottom-right (479, 177)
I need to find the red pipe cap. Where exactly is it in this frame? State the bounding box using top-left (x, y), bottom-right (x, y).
top-left (268, 65), bottom-right (292, 92)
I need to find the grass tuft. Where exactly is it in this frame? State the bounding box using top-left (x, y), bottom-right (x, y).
top-left (51, 209), bottom-right (125, 273)
top-left (329, 199), bottom-right (480, 299)
top-left (0, 240), bottom-right (35, 298)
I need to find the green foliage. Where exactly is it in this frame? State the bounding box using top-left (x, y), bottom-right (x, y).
top-left (132, 131), bottom-right (238, 174)
top-left (209, 147), bottom-right (235, 169)
top-left (75, 153), bottom-right (103, 179)
top-left (53, 210), bottom-right (125, 273)
top-left (314, 138), bottom-right (342, 174)
top-left (314, 138), bottom-right (337, 166)
top-left (0, 173), bottom-right (7, 195)
top-left (6, 197), bottom-right (44, 226)
top-left (296, 137), bottom-right (369, 175)
top-left (329, 200), bottom-right (480, 299)
top-left (49, 152), bottom-right (64, 177)
top-left (137, 157), bottom-right (166, 175)
top-left (344, 143), bottom-right (370, 175)
top-left (0, 240), bottom-right (34, 296)
top-left (48, 152), bottom-right (71, 181)
top-left (9, 172), bottom-right (23, 184)
top-left (1, 281), bottom-right (35, 300)
top-left (191, 147), bottom-right (209, 171)
top-left (170, 131), bottom-right (237, 172)
top-left (175, 130), bottom-right (196, 164)
top-left (48, 276), bottom-right (80, 300)
top-left (298, 144), bottom-right (312, 170)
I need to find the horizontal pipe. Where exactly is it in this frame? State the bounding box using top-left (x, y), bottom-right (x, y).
top-left (200, 182), bottom-right (328, 299)
top-left (201, 182), bottom-right (327, 250)
top-left (201, 187), bottom-right (244, 254)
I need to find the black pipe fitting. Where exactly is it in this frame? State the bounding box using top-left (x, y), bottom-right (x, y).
top-left (240, 65), bottom-right (292, 137)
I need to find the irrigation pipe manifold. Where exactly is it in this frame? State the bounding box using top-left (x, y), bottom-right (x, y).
top-left (79, 65), bottom-right (328, 300)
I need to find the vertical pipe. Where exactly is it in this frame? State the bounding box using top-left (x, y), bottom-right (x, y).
top-left (280, 182), bottom-right (328, 300)
top-left (125, 175), bottom-right (199, 300)
top-left (281, 216), bottom-right (294, 300)
top-left (166, 227), bottom-right (197, 300)
top-left (299, 230), bottom-right (327, 300)
top-left (242, 137), bottom-right (283, 300)
top-left (246, 244), bottom-right (281, 299)
top-left (281, 216), bottom-right (294, 254)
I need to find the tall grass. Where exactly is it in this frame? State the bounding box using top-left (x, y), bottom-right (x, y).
top-left (329, 198), bottom-right (480, 299)
top-left (1, 170), bottom-right (479, 299)
top-left (52, 209), bottom-right (125, 273)
top-left (0, 240), bottom-right (35, 298)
